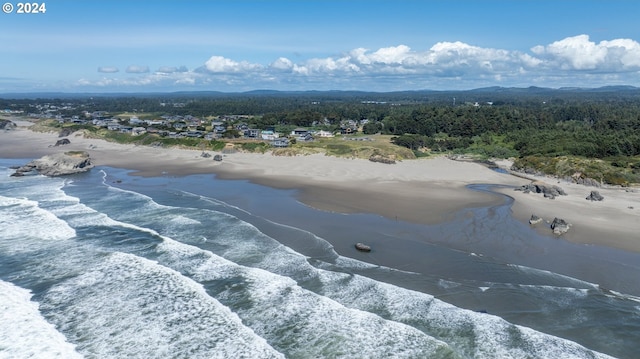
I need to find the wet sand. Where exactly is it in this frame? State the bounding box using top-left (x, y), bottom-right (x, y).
top-left (2, 118), bottom-right (639, 254)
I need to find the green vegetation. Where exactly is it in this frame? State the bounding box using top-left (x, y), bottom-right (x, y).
top-left (295, 135), bottom-right (416, 160)
top-left (6, 87), bottom-right (640, 185)
top-left (513, 156), bottom-right (640, 186)
top-left (238, 141), bottom-right (270, 153)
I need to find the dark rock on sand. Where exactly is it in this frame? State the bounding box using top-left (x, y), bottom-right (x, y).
top-left (11, 151), bottom-right (94, 177)
top-left (550, 217), bottom-right (571, 235)
top-left (515, 182), bottom-right (567, 199)
top-left (54, 138), bottom-right (71, 146)
top-left (0, 119), bottom-right (16, 130)
top-left (529, 215), bottom-right (543, 225)
top-left (586, 190), bottom-right (604, 201)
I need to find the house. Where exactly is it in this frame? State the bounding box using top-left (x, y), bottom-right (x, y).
top-left (92, 119), bottom-right (109, 127)
top-left (132, 127), bottom-right (146, 136)
top-left (173, 122), bottom-right (187, 130)
top-left (272, 138), bottom-right (290, 147)
top-left (297, 133), bottom-right (313, 142)
top-left (245, 128), bottom-right (260, 138)
top-left (119, 126), bottom-right (133, 134)
top-left (261, 130), bottom-right (279, 140)
top-left (129, 116), bottom-right (144, 125)
top-left (291, 128), bottom-right (309, 136)
top-left (340, 127), bottom-right (356, 135)
top-left (145, 119), bottom-right (167, 126)
top-left (91, 111), bottom-right (108, 119)
top-left (185, 131), bottom-right (203, 138)
top-left (315, 130), bottom-right (334, 138)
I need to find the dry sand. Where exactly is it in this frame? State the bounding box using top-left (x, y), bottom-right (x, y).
top-left (3, 118), bottom-right (639, 253)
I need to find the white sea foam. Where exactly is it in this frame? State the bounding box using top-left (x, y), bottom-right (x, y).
top-left (41, 252), bottom-right (284, 359)
top-left (315, 270), bottom-right (615, 359)
top-left (0, 280), bottom-right (83, 359)
top-left (153, 239), bottom-right (453, 358)
top-left (0, 195), bottom-right (76, 242)
top-left (169, 215), bottom-right (202, 225)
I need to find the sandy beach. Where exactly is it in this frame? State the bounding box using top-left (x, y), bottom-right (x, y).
top-left (2, 118), bottom-right (639, 254)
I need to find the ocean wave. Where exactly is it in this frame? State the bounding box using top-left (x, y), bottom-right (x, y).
top-left (0, 280), bottom-right (83, 359)
top-left (40, 252), bottom-right (284, 359)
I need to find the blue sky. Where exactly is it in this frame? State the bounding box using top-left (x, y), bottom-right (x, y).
top-left (2, 0), bottom-right (640, 93)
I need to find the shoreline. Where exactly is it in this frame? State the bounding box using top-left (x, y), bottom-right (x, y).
top-left (2, 118), bottom-right (639, 255)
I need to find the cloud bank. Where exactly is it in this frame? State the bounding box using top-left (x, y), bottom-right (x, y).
top-left (84, 35), bottom-right (640, 91)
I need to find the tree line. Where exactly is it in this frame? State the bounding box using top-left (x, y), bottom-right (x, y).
top-left (4, 88), bottom-right (640, 159)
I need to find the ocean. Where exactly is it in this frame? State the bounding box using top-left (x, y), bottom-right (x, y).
top-left (1, 158), bottom-right (639, 359)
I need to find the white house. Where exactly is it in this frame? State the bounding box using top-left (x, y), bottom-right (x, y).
top-left (261, 130), bottom-right (279, 140)
top-left (315, 130), bottom-right (334, 138)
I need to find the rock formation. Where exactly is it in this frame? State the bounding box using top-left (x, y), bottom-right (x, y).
top-left (586, 190), bottom-right (604, 201)
top-left (529, 215), bottom-right (543, 225)
top-left (515, 181), bottom-right (567, 199)
top-left (355, 243), bottom-right (372, 252)
top-left (54, 138), bottom-right (71, 146)
top-left (550, 217), bottom-right (571, 235)
top-left (11, 151), bottom-right (94, 177)
top-left (0, 119), bottom-right (16, 130)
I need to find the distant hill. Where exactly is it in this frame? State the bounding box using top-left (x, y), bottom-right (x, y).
top-left (1, 86), bottom-right (639, 100)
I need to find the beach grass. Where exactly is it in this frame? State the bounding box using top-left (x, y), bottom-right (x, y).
top-left (295, 135), bottom-right (417, 160)
top-left (514, 155), bottom-right (640, 186)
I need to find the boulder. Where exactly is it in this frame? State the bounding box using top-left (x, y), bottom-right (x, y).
top-left (586, 190), bottom-right (604, 201)
top-left (54, 138), bottom-right (71, 146)
top-left (0, 119), bottom-right (16, 130)
top-left (550, 217), bottom-right (571, 235)
top-left (11, 151), bottom-right (94, 177)
top-left (515, 182), bottom-right (567, 199)
top-left (529, 215), bottom-right (543, 225)
top-left (355, 243), bottom-right (372, 252)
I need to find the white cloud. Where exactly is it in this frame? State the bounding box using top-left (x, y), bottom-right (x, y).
top-left (97, 66), bottom-right (119, 73)
top-left (297, 56), bottom-right (360, 74)
top-left (531, 34), bottom-right (640, 71)
top-left (126, 65), bottom-right (150, 74)
top-left (367, 45), bottom-right (412, 64)
top-left (269, 57), bottom-right (294, 71)
top-left (203, 55), bottom-right (262, 73)
top-left (78, 34), bottom-right (640, 92)
top-left (75, 71), bottom-right (203, 90)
